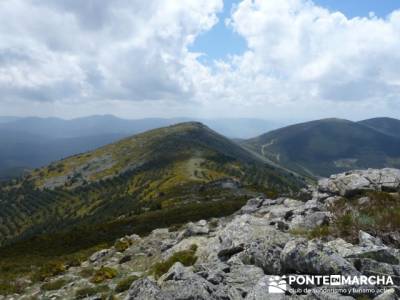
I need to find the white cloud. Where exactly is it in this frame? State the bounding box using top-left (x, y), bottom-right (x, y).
top-left (1, 0), bottom-right (400, 120)
top-left (0, 0), bottom-right (222, 105)
top-left (214, 0), bottom-right (400, 114)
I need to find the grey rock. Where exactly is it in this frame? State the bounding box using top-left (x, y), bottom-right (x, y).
top-left (238, 197), bottom-right (265, 214)
top-left (359, 231), bottom-right (385, 248)
top-left (240, 239), bottom-right (284, 274)
top-left (184, 221), bottom-right (210, 237)
top-left (206, 214), bottom-right (291, 265)
top-left (224, 262), bottom-right (265, 296)
top-left (281, 239), bottom-right (359, 275)
top-left (306, 288), bottom-right (356, 299)
top-left (350, 258), bottom-right (399, 284)
top-left (125, 278), bottom-right (172, 300)
top-left (304, 199), bottom-right (325, 211)
top-left (346, 248), bottom-right (400, 265)
top-left (244, 276), bottom-right (287, 300)
top-left (161, 269), bottom-right (228, 300)
top-left (289, 211), bottom-right (330, 230)
top-left (160, 239), bottom-right (178, 252)
top-left (326, 238), bottom-right (361, 257)
top-left (318, 169), bottom-right (400, 196)
top-left (373, 288), bottom-right (398, 300)
top-left (382, 232), bottom-right (400, 248)
top-left (89, 249), bottom-right (113, 263)
top-left (194, 261), bottom-right (230, 285)
top-left (158, 262), bottom-right (188, 282)
top-left (357, 196), bottom-right (370, 205)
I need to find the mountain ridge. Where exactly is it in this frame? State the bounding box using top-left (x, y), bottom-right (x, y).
top-left (0, 122), bottom-right (303, 250)
top-left (242, 117), bottom-right (400, 177)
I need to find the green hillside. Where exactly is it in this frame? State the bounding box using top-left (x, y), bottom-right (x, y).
top-left (359, 117), bottom-right (400, 138)
top-left (243, 118), bottom-right (400, 177)
top-left (0, 122), bottom-right (302, 248)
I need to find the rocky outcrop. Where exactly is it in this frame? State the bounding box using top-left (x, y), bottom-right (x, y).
top-left (319, 168), bottom-right (400, 196)
top-left (8, 169), bottom-right (400, 300)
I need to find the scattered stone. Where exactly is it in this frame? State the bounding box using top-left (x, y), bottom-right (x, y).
top-left (89, 249), bottom-right (113, 263)
top-left (15, 168), bottom-right (400, 300)
top-left (373, 288), bottom-right (398, 300)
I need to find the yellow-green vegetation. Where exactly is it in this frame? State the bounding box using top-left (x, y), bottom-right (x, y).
top-left (114, 239), bottom-right (131, 252)
top-left (0, 197), bottom-right (247, 294)
top-left (0, 122), bottom-right (302, 249)
top-left (41, 278), bottom-right (68, 291)
top-left (31, 261), bottom-right (66, 282)
top-left (79, 267), bottom-right (95, 278)
top-left (90, 267), bottom-right (118, 284)
top-left (0, 122), bottom-right (304, 294)
top-left (75, 285), bottom-right (110, 299)
top-left (115, 275), bottom-right (140, 293)
top-left (152, 244), bottom-right (198, 279)
top-left (290, 225), bottom-right (331, 239)
top-left (0, 244), bottom-right (104, 295)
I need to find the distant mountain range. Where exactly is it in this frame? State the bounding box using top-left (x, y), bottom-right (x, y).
top-left (0, 116), bottom-right (279, 180)
top-left (1, 115), bottom-right (399, 180)
top-left (243, 117), bottom-right (400, 177)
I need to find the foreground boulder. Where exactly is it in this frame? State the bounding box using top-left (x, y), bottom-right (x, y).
top-left (319, 168), bottom-right (400, 196)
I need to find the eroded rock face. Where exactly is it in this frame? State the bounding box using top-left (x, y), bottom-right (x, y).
top-left (11, 169), bottom-right (400, 300)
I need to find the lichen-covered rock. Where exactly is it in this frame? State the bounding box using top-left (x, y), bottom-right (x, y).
top-left (14, 168), bottom-right (400, 300)
top-left (359, 231), bottom-right (385, 248)
top-left (318, 169), bottom-right (400, 196)
top-left (373, 288), bottom-right (398, 300)
top-left (183, 220), bottom-right (210, 237)
top-left (281, 239), bottom-right (359, 275)
top-left (125, 278), bottom-right (171, 300)
top-left (89, 249), bottom-right (113, 263)
top-left (159, 262), bottom-right (229, 300)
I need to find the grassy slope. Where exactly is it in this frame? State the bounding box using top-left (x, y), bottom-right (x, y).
top-left (243, 118), bottom-right (400, 177)
top-left (358, 117), bottom-right (400, 138)
top-left (0, 122), bottom-right (304, 292)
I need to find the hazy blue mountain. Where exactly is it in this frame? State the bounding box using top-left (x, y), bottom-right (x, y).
top-left (0, 115), bottom-right (278, 139)
top-left (358, 117), bottom-right (400, 138)
top-left (0, 116), bottom-right (21, 124)
top-left (243, 118), bottom-right (400, 177)
top-left (0, 129), bottom-right (124, 180)
top-left (0, 115), bottom-right (180, 138)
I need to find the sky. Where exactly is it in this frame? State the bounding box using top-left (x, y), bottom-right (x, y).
top-left (0, 0), bottom-right (400, 122)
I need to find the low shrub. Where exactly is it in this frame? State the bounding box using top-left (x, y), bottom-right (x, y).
top-left (114, 239), bottom-right (130, 252)
top-left (79, 267), bottom-right (94, 278)
top-left (289, 225), bottom-right (331, 239)
top-left (328, 191), bottom-right (400, 243)
top-left (31, 261), bottom-right (66, 282)
top-left (41, 278), bottom-right (67, 291)
top-left (151, 244), bottom-right (198, 279)
top-left (90, 267), bottom-right (118, 283)
top-left (115, 275), bottom-right (140, 293)
top-left (75, 285), bottom-right (109, 299)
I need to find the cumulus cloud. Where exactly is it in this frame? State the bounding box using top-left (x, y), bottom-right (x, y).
top-left (0, 0), bottom-right (400, 120)
top-left (0, 0), bottom-right (222, 104)
top-left (219, 0), bottom-right (400, 106)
